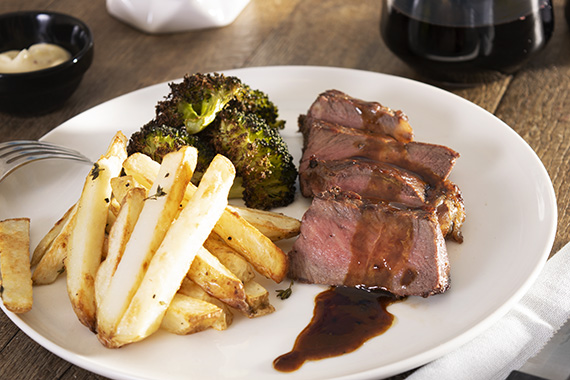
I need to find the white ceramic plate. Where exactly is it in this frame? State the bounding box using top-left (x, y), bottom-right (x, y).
top-left (0, 66), bottom-right (557, 380)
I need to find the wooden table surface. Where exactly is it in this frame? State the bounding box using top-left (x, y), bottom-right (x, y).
top-left (1, 0), bottom-right (569, 379)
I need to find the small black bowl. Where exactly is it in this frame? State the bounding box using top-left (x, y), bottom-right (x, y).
top-left (0, 11), bottom-right (94, 115)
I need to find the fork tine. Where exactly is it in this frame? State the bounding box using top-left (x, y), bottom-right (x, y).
top-left (0, 141), bottom-right (91, 162)
top-left (0, 140), bottom-right (93, 182)
top-left (6, 150), bottom-right (92, 164)
top-left (0, 141), bottom-right (87, 158)
top-left (1, 147), bottom-right (89, 163)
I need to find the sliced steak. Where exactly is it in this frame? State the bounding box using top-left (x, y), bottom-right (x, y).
top-left (298, 158), bottom-right (466, 242)
top-left (288, 190), bottom-right (450, 297)
top-left (299, 116), bottom-right (459, 184)
top-left (299, 158), bottom-right (427, 207)
top-left (307, 89), bottom-right (414, 142)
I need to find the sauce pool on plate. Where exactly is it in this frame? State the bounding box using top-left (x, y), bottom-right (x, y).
top-left (273, 286), bottom-right (401, 372)
top-left (0, 43), bottom-right (71, 74)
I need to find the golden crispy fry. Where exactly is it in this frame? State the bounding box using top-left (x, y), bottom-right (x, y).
top-left (177, 278), bottom-right (233, 331)
top-left (110, 154), bottom-right (234, 347)
top-left (107, 200), bottom-right (120, 230)
top-left (243, 280), bottom-right (275, 318)
top-left (31, 200), bottom-right (115, 282)
top-left (123, 153), bottom-right (289, 283)
top-left (0, 218), bottom-right (33, 313)
top-left (31, 203), bottom-right (76, 267)
top-left (188, 247), bottom-right (249, 312)
top-left (187, 245), bottom-right (274, 318)
top-left (203, 233), bottom-right (255, 283)
top-left (122, 154), bottom-right (154, 190)
top-left (31, 209), bottom-right (76, 285)
top-left (160, 293), bottom-right (223, 335)
top-left (215, 208), bottom-right (289, 283)
top-left (231, 205), bottom-right (301, 241)
top-left (31, 204), bottom-right (77, 285)
top-left (110, 175), bottom-right (143, 204)
top-left (65, 131), bottom-right (128, 331)
top-left (95, 187), bottom-right (146, 309)
top-left (97, 147), bottom-right (197, 343)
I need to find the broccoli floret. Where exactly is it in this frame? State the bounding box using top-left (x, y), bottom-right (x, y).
top-left (230, 84), bottom-right (285, 130)
top-left (155, 73), bottom-right (243, 134)
top-left (128, 72), bottom-right (298, 210)
top-left (207, 108), bottom-right (297, 210)
top-left (127, 121), bottom-right (216, 175)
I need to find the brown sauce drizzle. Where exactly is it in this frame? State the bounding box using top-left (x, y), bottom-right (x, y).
top-left (273, 286), bottom-right (401, 372)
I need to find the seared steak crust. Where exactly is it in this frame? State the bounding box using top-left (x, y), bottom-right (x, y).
top-left (307, 90), bottom-right (414, 142)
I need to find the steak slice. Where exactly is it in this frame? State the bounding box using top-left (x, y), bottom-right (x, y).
top-left (299, 158), bottom-right (427, 207)
top-left (299, 158), bottom-right (466, 242)
top-left (307, 89), bottom-right (414, 142)
top-left (299, 116), bottom-right (459, 184)
top-left (288, 190), bottom-right (450, 297)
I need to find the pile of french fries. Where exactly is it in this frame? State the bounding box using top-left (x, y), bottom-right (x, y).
top-left (1, 131), bottom-right (301, 349)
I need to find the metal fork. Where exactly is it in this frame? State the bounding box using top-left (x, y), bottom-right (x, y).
top-left (0, 140), bottom-right (92, 182)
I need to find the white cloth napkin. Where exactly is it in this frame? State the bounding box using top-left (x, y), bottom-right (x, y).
top-left (408, 241), bottom-right (570, 380)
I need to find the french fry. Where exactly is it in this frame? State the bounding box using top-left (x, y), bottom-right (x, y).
top-left (214, 209), bottom-right (289, 283)
top-left (177, 278), bottom-right (233, 331)
top-left (188, 247), bottom-right (249, 313)
top-left (110, 175), bottom-right (142, 204)
top-left (243, 280), bottom-right (274, 318)
top-left (65, 132), bottom-right (128, 331)
top-left (231, 205), bottom-right (301, 241)
top-left (122, 153), bottom-right (154, 190)
top-left (160, 293), bottom-right (223, 335)
top-left (0, 218), bottom-right (33, 313)
top-left (188, 247), bottom-right (274, 318)
top-left (106, 201), bottom-right (120, 230)
top-left (31, 203), bottom-right (76, 267)
top-left (96, 147), bottom-right (197, 343)
top-left (110, 154), bottom-right (235, 347)
top-left (32, 202), bottom-right (113, 284)
top-left (24, 136), bottom-right (291, 347)
top-left (203, 233), bottom-right (255, 283)
top-left (32, 210), bottom-right (75, 285)
top-left (123, 153), bottom-right (289, 283)
top-left (95, 187), bottom-right (146, 309)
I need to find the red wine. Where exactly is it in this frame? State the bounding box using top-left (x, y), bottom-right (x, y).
top-left (380, 3), bottom-right (554, 85)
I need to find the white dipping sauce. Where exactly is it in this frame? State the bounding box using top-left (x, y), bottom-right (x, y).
top-left (0, 43), bottom-right (71, 73)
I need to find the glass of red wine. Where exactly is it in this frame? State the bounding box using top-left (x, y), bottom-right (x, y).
top-left (380, 0), bottom-right (554, 86)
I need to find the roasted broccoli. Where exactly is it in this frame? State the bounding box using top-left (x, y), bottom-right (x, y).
top-left (230, 84), bottom-right (285, 130)
top-left (154, 73), bottom-right (285, 133)
top-left (207, 108), bottom-right (297, 210)
top-left (127, 121), bottom-right (216, 175)
top-left (155, 73), bottom-right (242, 134)
top-left (128, 72), bottom-right (297, 210)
